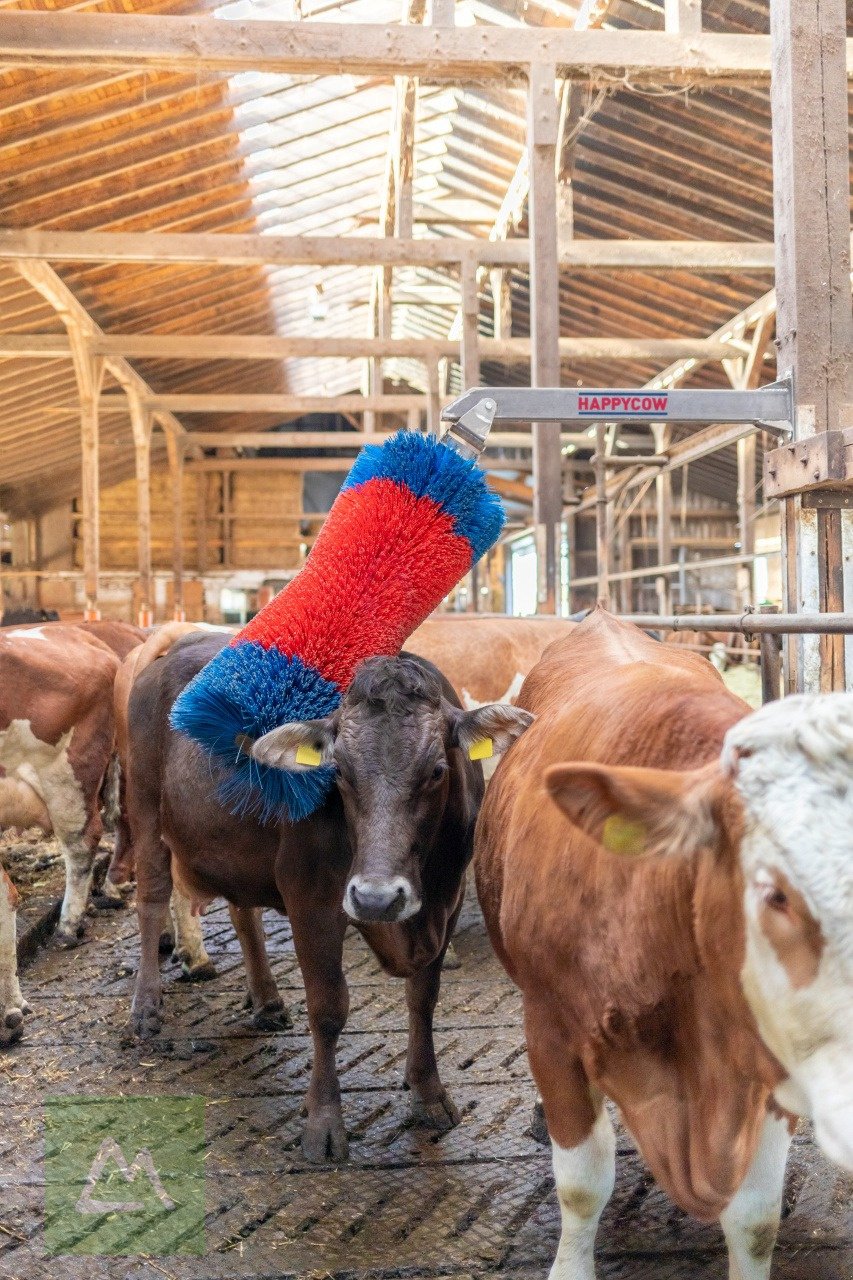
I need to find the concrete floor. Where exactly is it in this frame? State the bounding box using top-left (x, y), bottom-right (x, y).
top-left (0, 874), bottom-right (851, 1280)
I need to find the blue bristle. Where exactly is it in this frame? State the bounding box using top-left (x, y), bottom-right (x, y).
top-left (341, 430), bottom-right (504, 561)
top-left (170, 642), bottom-right (340, 823)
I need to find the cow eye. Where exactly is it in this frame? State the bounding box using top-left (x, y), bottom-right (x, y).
top-left (430, 761), bottom-right (448, 782)
top-left (766, 887), bottom-right (789, 912)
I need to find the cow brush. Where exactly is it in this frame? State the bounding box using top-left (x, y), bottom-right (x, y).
top-left (170, 429), bottom-right (505, 822)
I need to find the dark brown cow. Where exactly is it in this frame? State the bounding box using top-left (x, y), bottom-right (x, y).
top-left (0, 624), bottom-right (120, 1041)
top-left (127, 633), bottom-right (530, 1159)
top-left (476, 607), bottom-right (853, 1280)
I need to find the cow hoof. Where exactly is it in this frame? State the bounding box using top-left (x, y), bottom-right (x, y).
top-left (443, 941), bottom-right (462, 971)
top-left (127, 999), bottom-right (162, 1040)
top-left (159, 931), bottom-right (175, 955)
top-left (54, 922), bottom-right (86, 949)
top-left (301, 1109), bottom-right (349, 1163)
top-left (528, 1099), bottom-right (549, 1145)
top-left (175, 955), bottom-right (218, 983)
top-left (245, 996), bottom-right (292, 1032)
top-left (409, 1088), bottom-right (461, 1132)
top-left (92, 890), bottom-right (127, 912)
top-left (0, 1008), bottom-right (25, 1047)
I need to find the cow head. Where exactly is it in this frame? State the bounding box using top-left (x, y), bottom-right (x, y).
top-left (544, 693), bottom-right (853, 1170)
top-left (252, 655), bottom-right (532, 924)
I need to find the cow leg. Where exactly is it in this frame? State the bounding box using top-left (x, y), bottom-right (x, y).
top-left (720, 1112), bottom-right (791, 1280)
top-left (527, 1008), bottom-right (614, 1280)
top-left (0, 868), bottom-right (28, 1046)
top-left (170, 885), bottom-right (216, 982)
top-left (53, 812), bottom-right (100, 948)
top-left (286, 898), bottom-right (349, 1163)
top-left (404, 947), bottom-right (460, 1132)
top-left (101, 763), bottom-right (134, 905)
top-left (228, 905), bottom-right (291, 1030)
top-left (547, 1104), bottom-right (616, 1280)
top-left (128, 811), bottom-right (173, 1038)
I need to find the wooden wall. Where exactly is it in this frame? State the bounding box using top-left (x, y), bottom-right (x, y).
top-left (76, 466), bottom-right (304, 572)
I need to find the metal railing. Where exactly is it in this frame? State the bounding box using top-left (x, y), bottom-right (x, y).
top-left (616, 610), bottom-right (853, 702)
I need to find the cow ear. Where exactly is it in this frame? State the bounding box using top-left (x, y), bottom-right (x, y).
top-left (249, 717), bottom-right (337, 771)
top-left (450, 703), bottom-right (535, 761)
top-left (544, 762), bottom-right (724, 859)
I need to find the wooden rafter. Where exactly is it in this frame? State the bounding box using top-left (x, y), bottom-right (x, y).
top-left (0, 229), bottom-right (780, 270)
top-left (0, 333), bottom-right (736, 362)
top-left (0, 15), bottom-right (809, 85)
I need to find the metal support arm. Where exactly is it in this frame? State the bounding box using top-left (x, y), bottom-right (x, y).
top-left (441, 380), bottom-right (794, 440)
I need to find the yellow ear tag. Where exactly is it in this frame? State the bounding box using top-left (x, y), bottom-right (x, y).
top-left (295, 743), bottom-right (323, 768)
top-left (468, 737), bottom-right (494, 762)
top-left (602, 814), bottom-right (646, 856)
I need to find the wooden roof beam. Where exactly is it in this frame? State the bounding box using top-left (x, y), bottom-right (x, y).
top-left (0, 333), bottom-right (737, 361)
top-left (183, 429), bottom-right (592, 449)
top-left (0, 229), bottom-right (780, 270)
top-left (99, 392), bottom-right (425, 414)
top-left (0, 15), bottom-right (813, 84)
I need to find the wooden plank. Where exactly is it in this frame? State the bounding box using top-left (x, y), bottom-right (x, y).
top-left (771, 0), bottom-right (853, 690)
top-left (0, 230), bottom-right (785, 272)
top-left (0, 15), bottom-right (791, 84)
top-left (183, 429), bottom-right (592, 449)
top-left (0, 230), bottom-right (784, 272)
top-left (101, 393), bottom-right (425, 414)
top-left (0, 332), bottom-right (738, 361)
top-left (528, 63), bottom-right (563, 615)
top-left (186, 455), bottom-right (530, 474)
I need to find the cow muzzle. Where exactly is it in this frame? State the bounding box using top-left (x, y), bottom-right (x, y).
top-left (344, 875), bottom-right (421, 923)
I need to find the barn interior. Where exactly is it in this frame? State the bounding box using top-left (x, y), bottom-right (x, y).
top-left (0, 0), bottom-right (812, 629)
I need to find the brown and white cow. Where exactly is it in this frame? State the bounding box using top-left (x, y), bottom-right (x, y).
top-left (0, 624), bottom-right (120, 1042)
top-left (127, 632), bottom-right (530, 1159)
top-left (476, 607), bottom-right (853, 1280)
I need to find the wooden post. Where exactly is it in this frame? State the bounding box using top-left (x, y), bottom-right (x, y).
top-left (165, 429), bottom-right (185, 619)
top-left (68, 328), bottom-right (104, 621)
top-left (771, 0), bottom-right (853, 692)
top-left (426, 359), bottom-right (441, 434)
top-left (196, 473), bottom-right (209, 574)
top-left (527, 62), bottom-right (562, 615)
top-left (654, 425), bottom-right (672, 615)
top-left (221, 469), bottom-right (232, 568)
top-left (490, 268), bottom-right (511, 341)
top-left (594, 424), bottom-right (610, 605)
top-left (736, 434), bottom-right (756, 606)
top-left (460, 256), bottom-right (480, 389)
top-left (126, 388), bottom-right (154, 626)
top-left (664, 0), bottom-right (701, 33)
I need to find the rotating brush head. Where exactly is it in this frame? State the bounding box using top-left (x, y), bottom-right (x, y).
top-left (170, 430), bottom-right (504, 822)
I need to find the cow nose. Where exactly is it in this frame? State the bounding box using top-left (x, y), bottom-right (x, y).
top-left (344, 876), bottom-right (419, 923)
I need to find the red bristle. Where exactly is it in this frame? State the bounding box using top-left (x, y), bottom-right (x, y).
top-left (237, 480), bottom-right (473, 690)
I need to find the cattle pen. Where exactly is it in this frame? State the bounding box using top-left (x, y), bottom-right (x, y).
top-left (1, 1), bottom-right (853, 1279)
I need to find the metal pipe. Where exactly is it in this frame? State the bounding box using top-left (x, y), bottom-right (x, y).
top-left (571, 549), bottom-right (779, 588)
top-left (758, 606), bottom-right (783, 701)
top-left (615, 613), bottom-right (853, 635)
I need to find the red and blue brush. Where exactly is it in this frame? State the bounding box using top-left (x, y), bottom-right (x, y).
top-left (170, 429), bottom-right (504, 822)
